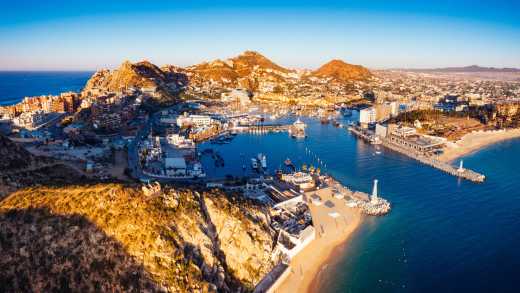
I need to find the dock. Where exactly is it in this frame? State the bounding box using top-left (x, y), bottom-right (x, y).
top-left (242, 124), bottom-right (290, 134)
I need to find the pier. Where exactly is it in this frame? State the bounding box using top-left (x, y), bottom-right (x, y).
top-left (348, 124), bottom-right (485, 183)
top-left (381, 139), bottom-right (485, 182)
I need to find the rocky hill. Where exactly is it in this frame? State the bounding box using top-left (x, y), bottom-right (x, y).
top-left (311, 59), bottom-right (372, 82)
top-left (0, 135), bottom-right (85, 198)
top-left (82, 61), bottom-right (185, 104)
top-left (0, 184), bottom-right (277, 292)
top-left (184, 51), bottom-right (296, 91)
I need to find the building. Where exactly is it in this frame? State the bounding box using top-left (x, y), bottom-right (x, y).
top-left (359, 107), bottom-right (376, 125)
top-left (176, 113), bottom-right (214, 128)
top-left (281, 172), bottom-right (315, 191)
top-left (13, 110), bottom-right (45, 129)
top-left (391, 126), bottom-right (417, 137)
top-left (165, 157), bottom-right (187, 176)
top-left (375, 124), bottom-right (388, 138)
top-left (166, 134), bottom-right (195, 148)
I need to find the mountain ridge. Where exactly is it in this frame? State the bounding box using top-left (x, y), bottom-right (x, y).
top-left (400, 65), bottom-right (520, 73)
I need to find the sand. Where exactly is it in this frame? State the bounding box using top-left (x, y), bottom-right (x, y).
top-left (272, 189), bottom-right (363, 293)
top-left (438, 128), bottom-right (520, 162)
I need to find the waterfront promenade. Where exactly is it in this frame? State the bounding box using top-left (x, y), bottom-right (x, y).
top-left (273, 187), bottom-right (362, 293)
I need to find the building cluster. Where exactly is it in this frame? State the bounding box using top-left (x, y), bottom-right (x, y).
top-left (368, 70), bottom-right (520, 112)
top-left (138, 135), bottom-right (205, 179)
top-left (0, 92), bottom-right (79, 119)
top-left (89, 93), bottom-right (140, 132)
top-left (359, 101), bottom-right (399, 126)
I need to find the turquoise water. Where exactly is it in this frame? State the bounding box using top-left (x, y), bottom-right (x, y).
top-left (201, 117), bottom-right (520, 293)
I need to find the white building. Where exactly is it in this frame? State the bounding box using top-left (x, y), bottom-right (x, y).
top-left (166, 134), bottom-right (195, 148)
top-left (281, 172), bottom-right (315, 190)
top-left (13, 110), bottom-right (45, 129)
top-left (176, 113), bottom-right (214, 127)
top-left (392, 126), bottom-right (417, 137)
top-left (375, 124), bottom-right (388, 138)
top-left (359, 107), bottom-right (376, 124)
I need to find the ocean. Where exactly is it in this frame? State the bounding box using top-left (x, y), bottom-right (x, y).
top-left (0, 71), bottom-right (92, 106)
top-left (2, 73), bottom-right (520, 292)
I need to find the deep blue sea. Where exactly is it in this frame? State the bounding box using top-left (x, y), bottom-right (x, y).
top-left (2, 73), bottom-right (520, 292)
top-left (0, 71), bottom-right (92, 105)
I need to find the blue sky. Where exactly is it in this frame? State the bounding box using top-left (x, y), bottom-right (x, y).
top-left (1, 0), bottom-right (519, 70)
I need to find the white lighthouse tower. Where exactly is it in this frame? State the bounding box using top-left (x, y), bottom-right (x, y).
top-left (371, 179), bottom-right (379, 203)
top-left (457, 160), bottom-right (464, 173)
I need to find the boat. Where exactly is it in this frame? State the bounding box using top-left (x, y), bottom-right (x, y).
top-left (342, 108), bottom-right (352, 116)
top-left (289, 118), bottom-right (307, 139)
top-left (258, 153), bottom-right (267, 169)
top-left (251, 158), bottom-right (258, 169)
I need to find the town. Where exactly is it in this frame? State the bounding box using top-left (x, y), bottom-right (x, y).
top-left (1, 52), bottom-right (519, 292)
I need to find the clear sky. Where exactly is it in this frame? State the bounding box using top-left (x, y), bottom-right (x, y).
top-left (1, 0), bottom-right (519, 70)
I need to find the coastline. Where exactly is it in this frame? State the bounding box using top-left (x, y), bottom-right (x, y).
top-left (306, 215), bottom-right (362, 293)
top-left (273, 192), bottom-right (363, 293)
top-left (438, 128), bottom-right (520, 163)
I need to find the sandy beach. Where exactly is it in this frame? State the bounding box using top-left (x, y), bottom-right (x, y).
top-left (438, 128), bottom-right (520, 162)
top-left (272, 188), bottom-right (363, 293)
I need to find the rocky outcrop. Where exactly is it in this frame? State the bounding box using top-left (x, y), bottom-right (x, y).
top-left (0, 184), bottom-right (277, 292)
top-left (82, 61), bottom-right (186, 104)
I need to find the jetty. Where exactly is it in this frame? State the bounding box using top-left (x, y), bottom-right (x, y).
top-left (381, 139), bottom-right (485, 182)
top-left (348, 124), bottom-right (485, 183)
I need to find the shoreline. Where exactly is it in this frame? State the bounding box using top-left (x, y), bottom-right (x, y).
top-left (306, 216), bottom-right (362, 293)
top-left (438, 128), bottom-right (520, 163)
top-left (273, 192), bottom-right (363, 293)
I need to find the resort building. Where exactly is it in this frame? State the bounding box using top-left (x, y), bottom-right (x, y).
top-left (281, 172), bottom-right (315, 191)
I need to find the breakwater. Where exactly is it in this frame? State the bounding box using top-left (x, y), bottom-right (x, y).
top-left (381, 140), bottom-right (485, 183)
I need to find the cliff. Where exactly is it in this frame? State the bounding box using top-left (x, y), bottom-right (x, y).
top-left (0, 184), bottom-right (277, 292)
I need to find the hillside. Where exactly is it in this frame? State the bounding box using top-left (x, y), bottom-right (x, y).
top-left (185, 51), bottom-right (295, 90)
top-left (0, 135), bottom-right (85, 197)
top-left (311, 59), bottom-right (372, 81)
top-left (0, 184), bottom-right (277, 292)
top-left (82, 61), bottom-right (183, 104)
